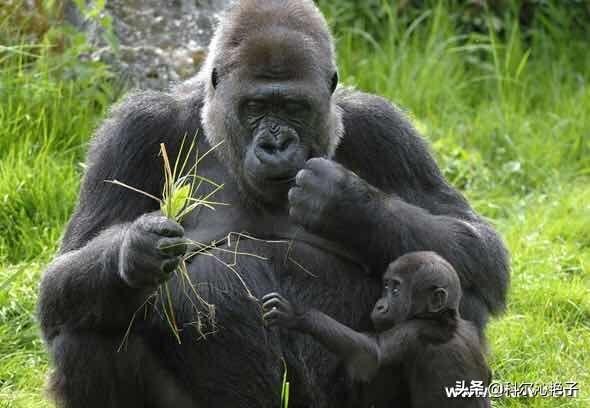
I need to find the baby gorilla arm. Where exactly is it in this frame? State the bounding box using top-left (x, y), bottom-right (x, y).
top-left (375, 320), bottom-right (432, 366)
top-left (262, 293), bottom-right (431, 382)
top-left (263, 293), bottom-right (380, 382)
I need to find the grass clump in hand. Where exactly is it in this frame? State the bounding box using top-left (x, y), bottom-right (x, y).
top-left (159, 138), bottom-right (223, 221)
top-left (110, 137), bottom-right (224, 343)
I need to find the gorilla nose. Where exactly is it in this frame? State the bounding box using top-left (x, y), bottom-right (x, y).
top-left (375, 301), bottom-right (388, 314)
top-left (255, 132), bottom-right (299, 164)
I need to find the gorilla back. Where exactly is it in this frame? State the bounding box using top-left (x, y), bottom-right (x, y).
top-left (38, 1), bottom-right (509, 407)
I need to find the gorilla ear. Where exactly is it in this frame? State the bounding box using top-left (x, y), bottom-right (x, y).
top-left (428, 288), bottom-right (448, 313)
top-left (330, 72), bottom-right (338, 94)
top-left (212, 68), bottom-right (219, 89)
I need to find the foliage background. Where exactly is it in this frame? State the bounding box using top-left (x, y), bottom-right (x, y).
top-left (0, 1), bottom-right (588, 406)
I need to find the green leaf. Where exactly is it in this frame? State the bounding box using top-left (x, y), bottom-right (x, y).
top-left (164, 184), bottom-right (191, 220)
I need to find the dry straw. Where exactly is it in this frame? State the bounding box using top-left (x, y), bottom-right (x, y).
top-left (109, 136), bottom-right (225, 343)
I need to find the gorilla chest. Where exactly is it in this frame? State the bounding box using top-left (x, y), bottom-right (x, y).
top-left (187, 233), bottom-right (377, 303)
top-left (175, 209), bottom-right (380, 330)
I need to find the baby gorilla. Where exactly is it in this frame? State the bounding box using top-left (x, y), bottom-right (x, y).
top-left (263, 251), bottom-right (491, 408)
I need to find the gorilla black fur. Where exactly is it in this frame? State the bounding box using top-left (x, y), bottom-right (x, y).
top-left (38, 0), bottom-right (509, 407)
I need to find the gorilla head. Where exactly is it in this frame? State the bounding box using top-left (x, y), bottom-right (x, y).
top-left (371, 252), bottom-right (463, 330)
top-left (201, 0), bottom-right (343, 207)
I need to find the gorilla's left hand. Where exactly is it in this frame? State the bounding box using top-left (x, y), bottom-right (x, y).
top-left (289, 158), bottom-right (381, 239)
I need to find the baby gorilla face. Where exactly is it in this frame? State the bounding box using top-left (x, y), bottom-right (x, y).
top-left (370, 251), bottom-right (462, 331)
top-left (370, 264), bottom-right (409, 331)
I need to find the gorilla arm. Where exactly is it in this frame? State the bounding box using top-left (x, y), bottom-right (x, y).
top-left (38, 91), bottom-right (192, 342)
top-left (288, 91), bottom-right (509, 329)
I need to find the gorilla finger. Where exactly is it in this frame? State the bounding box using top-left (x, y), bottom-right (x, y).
top-left (289, 209), bottom-right (308, 228)
top-left (137, 213), bottom-right (164, 230)
top-left (289, 207), bottom-right (311, 228)
top-left (262, 292), bottom-right (283, 302)
top-left (262, 299), bottom-right (282, 312)
top-left (263, 309), bottom-right (286, 321)
top-left (263, 315), bottom-right (280, 327)
top-left (146, 216), bottom-right (184, 237)
top-left (262, 300), bottom-right (272, 311)
top-left (150, 270), bottom-right (174, 286)
top-left (288, 187), bottom-right (304, 204)
top-left (161, 257), bottom-right (181, 275)
top-left (295, 169), bottom-right (313, 186)
top-left (305, 157), bottom-right (330, 173)
top-left (289, 189), bottom-right (314, 211)
top-left (157, 237), bottom-right (188, 257)
top-left (260, 292), bottom-right (278, 303)
top-left (288, 207), bottom-right (301, 223)
top-left (262, 292), bottom-right (289, 304)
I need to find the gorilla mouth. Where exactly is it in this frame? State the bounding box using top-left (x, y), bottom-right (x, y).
top-left (266, 173), bottom-right (297, 185)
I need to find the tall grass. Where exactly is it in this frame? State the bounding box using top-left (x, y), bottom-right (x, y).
top-left (0, 32), bottom-right (115, 265)
top-left (1, 1), bottom-right (589, 407)
top-left (329, 1), bottom-right (589, 186)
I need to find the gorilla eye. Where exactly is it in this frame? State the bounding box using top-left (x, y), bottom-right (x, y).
top-left (390, 280), bottom-right (401, 296)
top-left (246, 100), bottom-right (266, 115)
top-left (330, 72), bottom-right (338, 93)
top-left (247, 100), bottom-right (263, 108)
top-left (212, 68), bottom-right (219, 89)
top-left (284, 101), bottom-right (308, 115)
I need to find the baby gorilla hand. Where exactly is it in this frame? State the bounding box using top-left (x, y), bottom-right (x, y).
top-left (262, 293), bottom-right (304, 329)
top-left (118, 212), bottom-right (187, 288)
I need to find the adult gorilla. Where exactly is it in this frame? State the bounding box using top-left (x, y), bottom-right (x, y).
top-left (38, 0), bottom-right (509, 407)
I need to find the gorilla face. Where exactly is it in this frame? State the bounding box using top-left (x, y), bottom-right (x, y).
top-left (201, 21), bottom-right (342, 208)
top-left (238, 76), bottom-right (337, 200)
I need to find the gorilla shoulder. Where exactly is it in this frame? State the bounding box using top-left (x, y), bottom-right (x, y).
top-left (333, 87), bottom-right (441, 193)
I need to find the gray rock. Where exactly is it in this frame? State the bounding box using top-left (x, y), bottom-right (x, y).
top-left (66, 0), bottom-right (230, 89)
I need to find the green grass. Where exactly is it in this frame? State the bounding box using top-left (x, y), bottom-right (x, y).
top-left (1, 2), bottom-right (589, 407)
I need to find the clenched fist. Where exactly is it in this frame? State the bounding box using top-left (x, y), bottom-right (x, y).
top-left (288, 158), bottom-right (380, 239)
top-left (118, 213), bottom-right (187, 288)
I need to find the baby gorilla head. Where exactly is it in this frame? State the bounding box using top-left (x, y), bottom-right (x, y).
top-left (371, 251), bottom-right (462, 331)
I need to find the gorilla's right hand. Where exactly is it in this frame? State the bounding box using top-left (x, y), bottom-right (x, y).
top-left (262, 292), bottom-right (306, 329)
top-left (118, 213), bottom-right (187, 288)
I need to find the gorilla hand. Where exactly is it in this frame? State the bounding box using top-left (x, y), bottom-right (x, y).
top-left (262, 293), bottom-right (305, 329)
top-left (288, 158), bottom-right (381, 238)
top-left (118, 213), bottom-right (187, 288)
